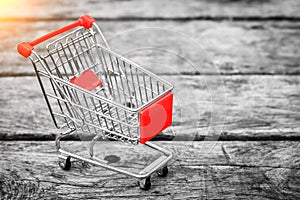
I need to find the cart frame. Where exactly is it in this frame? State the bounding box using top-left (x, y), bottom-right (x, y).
top-left (17, 15), bottom-right (173, 190)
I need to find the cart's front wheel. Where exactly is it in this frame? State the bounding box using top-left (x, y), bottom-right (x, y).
top-left (156, 166), bottom-right (168, 177)
top-left (59, 156), bottom-right (71, 170)
top-left (138, 176), bottom-right (151, 190)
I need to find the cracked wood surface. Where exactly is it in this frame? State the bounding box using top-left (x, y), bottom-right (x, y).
top-left (0, 75), bottom-right (299, 140)
top-left (0, 141), bottom-right (299, 199)
top-left (2, 20), bottom-right (300, 76)
top-left (1, 0), bottom-right (300, 20)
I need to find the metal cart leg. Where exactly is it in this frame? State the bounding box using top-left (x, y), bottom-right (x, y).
top-left (89, 134), bottom-right (109, 164)
top-left (89, 134), bottom-right (102, 157)
top-left (55, 128), bottom-right (76, 170)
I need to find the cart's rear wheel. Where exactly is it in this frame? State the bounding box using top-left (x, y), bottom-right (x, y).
top-left (138, 176), bottom-right (151, 190)
top-left (156, 166), bottom-right (168, 177)
top-left (59, 156), bottom-right (71, 170)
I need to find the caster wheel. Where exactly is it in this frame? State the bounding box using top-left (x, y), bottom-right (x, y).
top-left (156, 166), bottom-right (168, 177)
top-left (59, 156), bottom-right (71, 170)
top-left (138, 176), bottom-right (151, 190)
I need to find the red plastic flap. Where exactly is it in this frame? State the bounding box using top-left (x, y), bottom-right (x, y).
top-left (70, 70), bottom-right (102, 91)
top-left (140, 92), bottom-right (173, 144)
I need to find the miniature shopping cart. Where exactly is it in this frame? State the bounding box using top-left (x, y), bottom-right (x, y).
top-left (17, 15), bottom-right (173, 190)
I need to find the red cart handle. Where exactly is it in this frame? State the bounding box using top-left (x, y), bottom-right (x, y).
top-left (17, 15), bottom-right (96, 58)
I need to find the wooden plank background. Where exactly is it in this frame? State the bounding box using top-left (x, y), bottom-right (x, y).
top-left (1, 76), bottom-right (299, 140)
top-left (2, 21), bottom-right (300, 76)
top-left (1, 0), bottom-right (300, 19)
top-left (0, 0), bottom-right (299, 199)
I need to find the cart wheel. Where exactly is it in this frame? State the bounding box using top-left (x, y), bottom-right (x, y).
top-left (138, 176), bottom-right (151, 190)
top-left (156, 166), bottom-right (168, 177)
top-left (59, 156), bottom-right (71, 170)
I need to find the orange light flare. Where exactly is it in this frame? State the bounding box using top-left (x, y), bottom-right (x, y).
top-left (0, 0), bottom-right (34, 50)
top-left (0, 0), bottom-right (20, 18)
top-left (0, 0), bottom-right (33, 21)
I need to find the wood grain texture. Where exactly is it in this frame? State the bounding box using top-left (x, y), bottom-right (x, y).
top-left (1, 0), bottom-right (300, 20)
top-left (3, 20), bottom-right (300, 76)
top-left (0, 141), bottom-right (299, 199)
top-left (0, 75), bottom-right (299, 140)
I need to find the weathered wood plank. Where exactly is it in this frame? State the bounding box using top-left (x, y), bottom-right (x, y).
top-left (0, 141), bottom-right (299, 199)
top-left (3, 20), bottom-right (300, 76)
top-left (0, 75), bottom-right (299, 140)
top-left (0, 0), bottom-right (300, 20)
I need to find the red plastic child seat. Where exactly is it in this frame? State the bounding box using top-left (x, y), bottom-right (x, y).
top-left (70, 70), bottom-right (102, 91)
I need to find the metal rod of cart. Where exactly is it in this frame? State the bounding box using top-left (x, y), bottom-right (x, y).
top-left (17, 15), bottom-right (174, 190)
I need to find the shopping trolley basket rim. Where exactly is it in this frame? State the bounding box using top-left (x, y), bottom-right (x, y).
top-left (43, 38), bottom-right (174, 92)
top-left (41, 25), bottom-right (173, 91)
top-left (29, 25), bottom-right (174, 113)
top-left (34, 47), bottom-right (174, 113)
